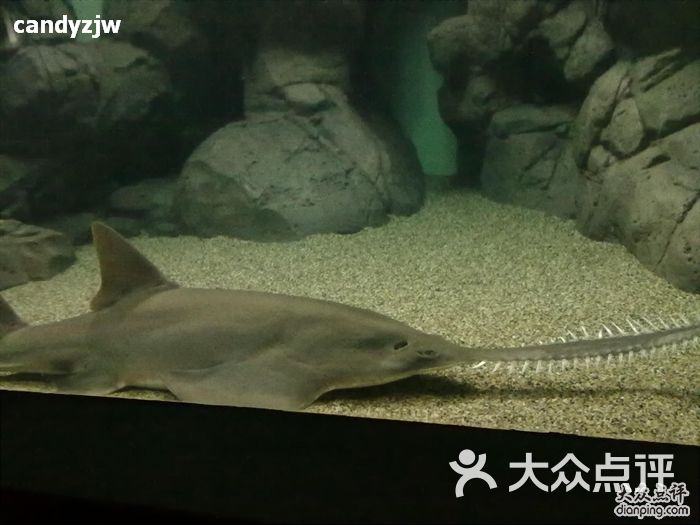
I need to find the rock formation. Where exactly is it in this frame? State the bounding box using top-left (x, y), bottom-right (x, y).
top-left (428, 0), bottom-right (700, 292)
top-left (0, 220), bottom-right (75, 290)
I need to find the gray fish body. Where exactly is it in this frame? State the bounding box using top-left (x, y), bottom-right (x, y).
top-left (0, 279), bottom-right (460, 410)
top-left (0, 223), bottom-right (698, 411)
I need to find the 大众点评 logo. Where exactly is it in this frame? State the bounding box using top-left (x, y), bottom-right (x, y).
top-left (449, 450), bottom-right (691, 519)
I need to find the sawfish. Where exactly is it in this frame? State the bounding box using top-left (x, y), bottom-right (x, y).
top-left (0, 223), bottom-right (698, 411)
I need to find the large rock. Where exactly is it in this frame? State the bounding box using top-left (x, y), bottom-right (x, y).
top-left (0, 41), bottom-right (173, 153)
top-left (426, 1), bottom-right (699, 293)
top-left (0, 220), bottom-right (75, 290)
top-left (0, 155), bottom-right (43, 220)
top-left (96, 42), bottom-right (173, 130)
top-left (428, 0), bottom-right (615, 166)
top-left (0, 45), bottom-right (99, 149)
top-left (599, 98), bottom-right (644, 157)
top-left (561, 19), bottom-right (614, 84)
top-left (103, 0), bottom-right (248, 155)
top-left (489, 104), bottom-right (575, 137)
top-left (175, 88), bottom-right (424, 240)
top-left (437, 73), bottom-right (515, 131)
top-left (531, 1), bottom-right (615, 85)
top-left (657, 198), bottom-right (700, 292)
top-left (569, 61), bottom-right (629, 167)
top-left (428, 1), bottom-right (556, 132)
top-left (102, 0), bottom-right (213, 97)
top-left (0, 40), bottom-right (182, 215)
top-left (632, 59), bottom-right (700, 136)
top-left (109, 178), bottom-right (175, 215)
top-left (42, 212), bottom-right (100, 245)
top-left (108, 177), bottom-right (178, 236)
top-left (572, 53), bottom-right (700, 173)
top-left (577, 124), bottom-right (700, 292)
top-left (246, 47), bottom-right (350, 113)
top-left (481, 104), bottom-right (578, 218)
top-left (428, 1), bottom-right (556, 73)
top-left (536, 1), bottom-right (587, 60)
top-left (572, 51), bottom-right (700, 291)
top-left (244, 0), bottom-right (363, 113)
top-left (0, 154), bottom-right (106, 221)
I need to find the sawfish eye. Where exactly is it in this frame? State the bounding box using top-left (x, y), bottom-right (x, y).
top-left (393, 340), bottom-right (408, 350)
top-left (417, 349), bottom-right (437, 359)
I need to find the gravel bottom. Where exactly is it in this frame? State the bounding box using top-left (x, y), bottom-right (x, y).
top-left (2, 190), bottom-right (699, 445)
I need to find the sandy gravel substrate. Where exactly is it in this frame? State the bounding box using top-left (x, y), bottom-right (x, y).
top-left (2, 190), bottom-right (699, 445)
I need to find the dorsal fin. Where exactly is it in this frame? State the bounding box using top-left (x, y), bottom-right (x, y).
top-left (0, 295), bottom-right (26, 338)
top-left (90, 222), bottom-right (176, 311)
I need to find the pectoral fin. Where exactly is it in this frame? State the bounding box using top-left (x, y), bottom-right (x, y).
top-left (162, 355), bottom-right (324, 411)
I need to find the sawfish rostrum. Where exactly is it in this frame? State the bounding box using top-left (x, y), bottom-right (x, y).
top-left (0, 223), bottom-right (698, 411)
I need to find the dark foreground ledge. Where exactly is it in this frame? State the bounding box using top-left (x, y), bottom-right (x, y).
top-left (0, 390), bottom-right (697, 524)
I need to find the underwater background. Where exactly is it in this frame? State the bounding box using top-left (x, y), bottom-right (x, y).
top-left (0, 0), bottom-right (699, 445)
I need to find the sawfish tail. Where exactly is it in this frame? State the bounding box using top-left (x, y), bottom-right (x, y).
top-left (0, 295), bottom-right (26, 338)
top-left (464, 316), bottom-right (700, 367)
